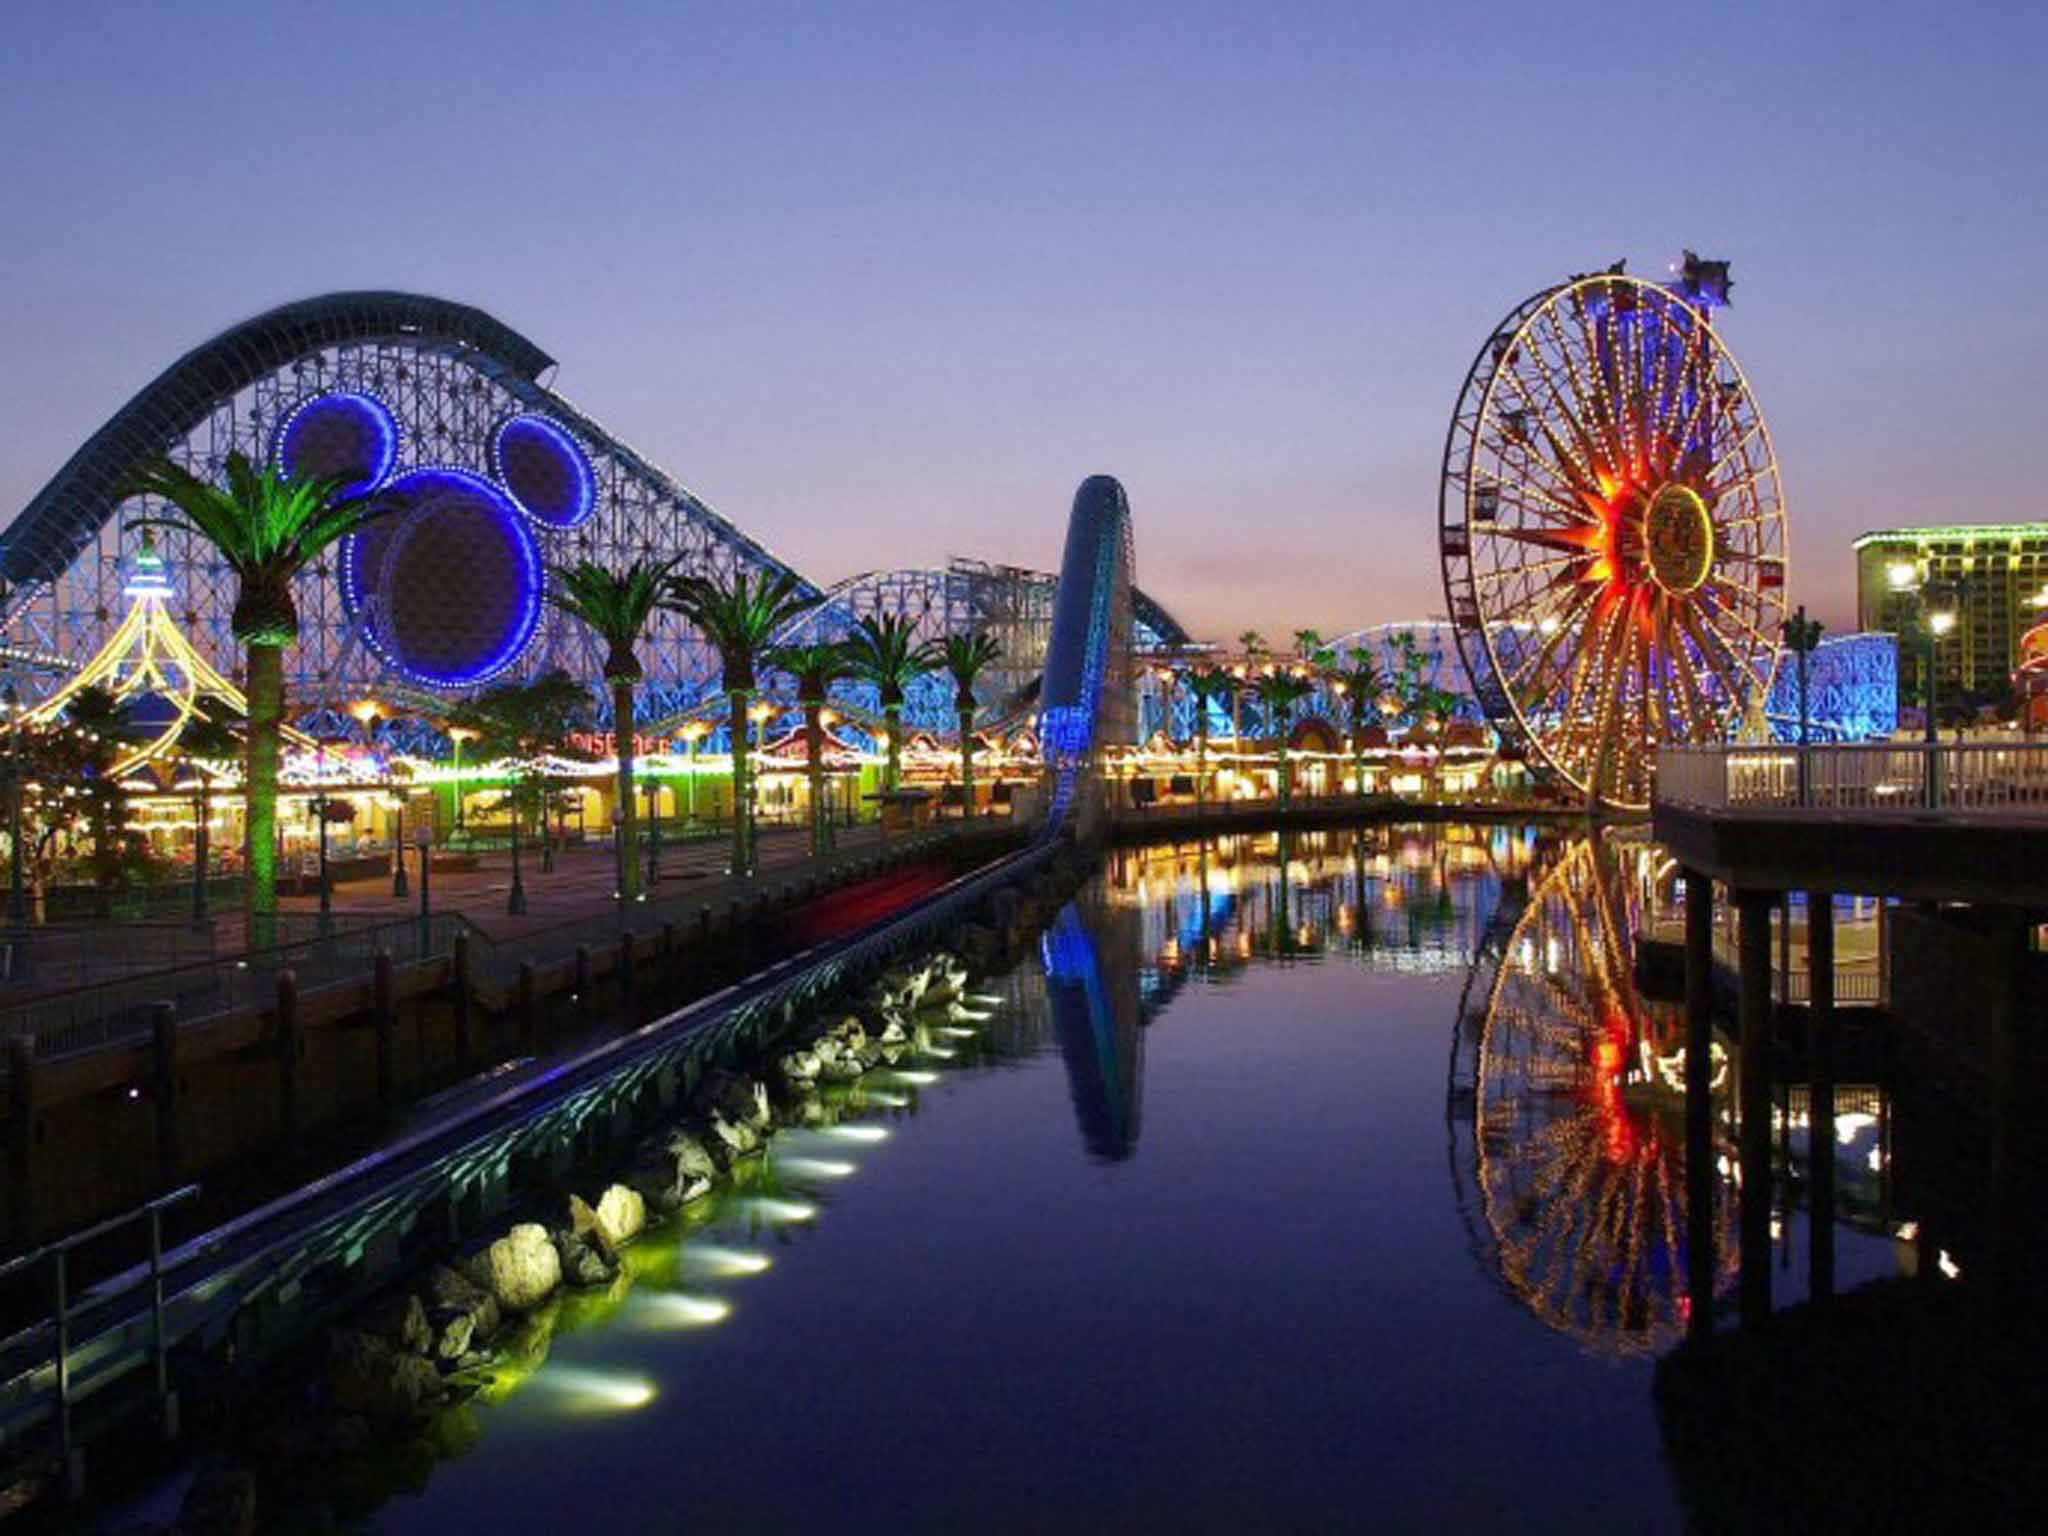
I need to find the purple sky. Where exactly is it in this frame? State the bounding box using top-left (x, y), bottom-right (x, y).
top-left (2, 1), bottom-right (2041, 641)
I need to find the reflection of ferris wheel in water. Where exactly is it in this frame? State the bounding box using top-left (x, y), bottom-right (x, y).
top-left (1439, 255), bottom-right (1788, 810)
top-left (1447, 835), bottom-right (1735, 1355)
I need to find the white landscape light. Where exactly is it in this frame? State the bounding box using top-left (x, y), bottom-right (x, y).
top-left (641, 1293), bottom-right (733, 1327)
top-left (682, 1245), bottom-right (772, 1276)
top-left (826, 1124), bottom-right (889, 1143)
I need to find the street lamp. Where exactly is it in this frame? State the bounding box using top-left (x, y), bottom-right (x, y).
top-left (446, 724), bottom-right (478, 838)
top-left (610, 807), bottom-right (626, 928)
top-left (680, 720), bottom-right (709, 832)
top-left (506, 778), bottom-right (527, 917)
top-left (352, 700), bottom-right (408, 898)
top-left (642, 773), bottom-right (661, 890)
top-left (1781, 606), bottom-right (1825, 806)
top-left (312, 734), bottom-right (339, 936)
top-left (3, 679), bottom-right (31, 984)
top-left (415, 822), bottom-right (433, 955)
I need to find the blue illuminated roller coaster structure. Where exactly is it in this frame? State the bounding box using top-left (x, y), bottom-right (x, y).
top-left (0, 293), bottom-right (1183, 755)
top-left (1037, 475), bottom-right (1138, 835)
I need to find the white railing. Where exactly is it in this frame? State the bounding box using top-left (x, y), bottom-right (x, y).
top-left (1657, 742), bottom-right (2048, 816)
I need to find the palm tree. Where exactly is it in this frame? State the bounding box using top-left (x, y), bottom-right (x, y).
top-left (667, 567), bottom-right (819, 876)
top-left (763, 640), bottom-right (857, 857)
top-left (120, 453), bottom-right (386, 943)
top-left (930, 632), bottom-right (1001, 818)
top-left (1232, 630), bottom-right (1267, 749)
top-left (179, 698), bottom-right (244, 924)
top-left (1255, 672), bottom-right (1315, 807)
top-left (1186, 666), bottom-right (1234, 811)
top-left (1327, 647), bottom-right (1387, 797)
top-left (1292, 628), bottom-right (1325, 664)
top-left (844, 614), bottom-right (925, 794)
top-left (549, 556), bottom-right (678, 901)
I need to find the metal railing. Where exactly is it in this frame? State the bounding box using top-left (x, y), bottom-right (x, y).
top-left (0, 1184), bottom-right (198, 1495)
top-left (1658, 742), bottom-right (2048, 815)
top-left (1, 912), bottom-right (470, 1068)
top-left (1, 822), bottom-right (1014, 1066)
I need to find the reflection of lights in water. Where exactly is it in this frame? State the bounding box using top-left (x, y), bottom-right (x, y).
top-left (826, 1124), bottom-right (889, 1143)
top-left (546, 1368), bottom-right (657, 1410)
top-left (1770, 1217), bottom-right (1783, 1242)
top-left (1938, 1250), bottom-right (1962, 1281)
top-left (967, 992), bottom-right (1003, 1006)
top-left (1867, 1146), bottom-right (1884, 1172)
top-left (1893, 1221), bottom-right (1919, 1242)
top-left (641, 1293), bottom-right (733, 1326)
top-left (889, 1070), bottom-right (939, 1085)
top-left (935, 1026), bottom-right (977, 1039)
top-left (779, 1156), bottom-right (857, 1179)
top-left (949, 1007), bottom-right (995, 1021)
top-left (682, 1246), bottom-right (772, 1276)
top-left (746, 1197), bottom-right (819, 1223)
top-left (923, 1045), bottom-right (958, 1060)
top-left (864, 1090), bottom-right (910, 1108)
top-left (1836, 1112), bottom-right (1877, 1144)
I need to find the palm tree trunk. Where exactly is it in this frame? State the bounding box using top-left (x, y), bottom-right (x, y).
top-left (1197, 720), bottom-right (1208, 812)
top-left (729, 690), bottom-right (752, 875)
top-left (804, 702), bottom-right (826, 858)
top-left (612, 678), bottom-right (640, 900)
top-left (957, 709), bottom-right (975, 819)
top-left (885, 704), bottom-right (903, 793)
top-left (245, 642), bottom-right (283, 948)
top-left (1279, 739), bottom-right (1292, 808)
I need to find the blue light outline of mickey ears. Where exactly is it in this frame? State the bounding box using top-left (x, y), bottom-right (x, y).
top-left (270, 390), bottom-right (400, 498)
top-left (338, 465), bottom-right (543, 690)
top-left (491, 413), bottom-right (597, 530)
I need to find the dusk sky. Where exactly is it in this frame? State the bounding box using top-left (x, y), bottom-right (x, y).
top-left (3, 0), bottom-right (2042, 640)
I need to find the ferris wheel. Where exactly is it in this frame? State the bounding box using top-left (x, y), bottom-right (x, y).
top-left (1446, 834), bottom-right (1736, 1354)
top-left (1439, 256), bottom-right (1787, 809)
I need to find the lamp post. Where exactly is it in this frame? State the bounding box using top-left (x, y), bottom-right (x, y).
top-left (313, 736), bottom-right (333, 936)
top-left (747, 701), bottom-right (773, 874)
top-left (3, 680), bottom-right (31, 984)
top-left (610, 807), bottom-right (626, 929)
top-left (415, 822), bottom-right (432, 954)
top-left (352, 700), bottom-right (407, 899)
top-left (681, 721), bottom-right (707, 833)
top-left (446, 724), bottom-right (478, 839)
top-left (642, 774), bottom-right (660, 889)
top-left (1887, 562), bottom-right (1956, 806)
top-left (1781, 606), bottom-right (1824, 805)
top-left (507, 779), bottom-right (527, 916)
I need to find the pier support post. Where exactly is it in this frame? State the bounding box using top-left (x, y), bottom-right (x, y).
top-left (452, 930), bottom-right (474, 1068)
top-left (276, 969), bottom-right (302, 1156)
top-left (1683, 868), bottom-right (1716, 1343)
top-left (151, 1003), bottom-right (179, 1188)
top-left (373, 949), bottom-right (396, 1118)
top-left (1808, 889), bottom-right (1835, 1300)
top-left (1736, 888), bottom-right (1775, 1327)
top-left (8, 1035), bottom-right (37, 1248)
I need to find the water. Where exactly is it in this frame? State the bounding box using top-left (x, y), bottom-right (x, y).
top-left (344, 822), bottom-right (1909, 1534)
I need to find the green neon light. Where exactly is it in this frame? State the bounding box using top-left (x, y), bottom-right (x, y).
top-left (1853, 523), bottom-right (2048, 550)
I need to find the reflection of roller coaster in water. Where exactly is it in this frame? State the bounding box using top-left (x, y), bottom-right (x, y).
top-left (1447, 835), bottom-right (1740, 1356)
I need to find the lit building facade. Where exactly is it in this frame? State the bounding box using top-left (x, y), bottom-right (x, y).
top-left (1855, 524), bottom-right (2048, 708)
